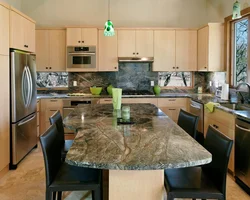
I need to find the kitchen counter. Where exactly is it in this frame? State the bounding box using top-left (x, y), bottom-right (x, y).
top-left (64, 104), bottom-right (212, 170)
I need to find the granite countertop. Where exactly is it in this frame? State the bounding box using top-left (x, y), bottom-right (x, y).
top-left (64, 104), bottom-right (212, 170)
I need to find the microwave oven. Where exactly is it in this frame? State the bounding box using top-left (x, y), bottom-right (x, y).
top-left (67, 46), bottom-right (96, 69)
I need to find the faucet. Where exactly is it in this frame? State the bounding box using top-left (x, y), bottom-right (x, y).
top-left (236, 82), bottom-right (250, 103)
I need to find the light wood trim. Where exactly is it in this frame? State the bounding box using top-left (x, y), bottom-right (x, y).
top-left (109, 170), bottom-right (164, 200)
top-left (0, 164), bottom-right (9, 179)
top-left (10, 6), bottom-right (35, 23)
top-left (0, 1), bottom-right (10, 9)
top-left (121, 98), bottom-right (158, 106)
top-left (0, 4), bottom-right (9, 56)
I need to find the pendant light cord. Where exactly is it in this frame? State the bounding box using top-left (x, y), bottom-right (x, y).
top-left (108, 0), bottom-right (110, 20)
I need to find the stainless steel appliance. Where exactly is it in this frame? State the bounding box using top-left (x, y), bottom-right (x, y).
top-left (235, 117), bottom-right (250, 192)
top-left (67, 46), bottom-right (96, 69)
top-left (118, 57), bottom-right (154, 63)
top-left (10, 50), bottom-right (37, 169)
top-left (189, 100), bottom-right (204, 134)
top-left (63, 99), bottom-right (98, 134)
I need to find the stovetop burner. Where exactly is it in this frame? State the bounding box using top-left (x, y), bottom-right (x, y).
top-left (122, 90), bottom-right (154, 95)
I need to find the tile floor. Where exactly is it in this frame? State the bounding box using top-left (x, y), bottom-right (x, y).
top-left (0, 144), bottom-right (249, 200)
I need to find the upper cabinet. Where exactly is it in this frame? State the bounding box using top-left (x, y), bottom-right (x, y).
top-left (0, 3), bottom-right (9, 56)
top-left (118, 30), bottom-right (153, 57)
top-left (98, 30), bottom-right (118, 71)
top-left (66, 28), bottom-right (97, 46)
top-left (153, 30), bottom-right (197, 71)
top-left (10, 7), bottom-right (35, 53)
top-left (153, 30), bottom-right (176, 71)
top-left (175, 30), bottom-right (197, 71)
top-left (198, 23), bottom-right (224, 71)
top-left (36, 30), bottom-right (66, 72)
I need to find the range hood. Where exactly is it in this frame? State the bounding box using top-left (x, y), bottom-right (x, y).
top-left (118, 57), bottom-right (154, 63)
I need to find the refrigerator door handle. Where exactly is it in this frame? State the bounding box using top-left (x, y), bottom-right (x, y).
top-left (17, 113), bottom-right (36, 127)
top-left (21, 67), bottom-right (29, 107)
top-left (26, 66), bottom-right (33, 107)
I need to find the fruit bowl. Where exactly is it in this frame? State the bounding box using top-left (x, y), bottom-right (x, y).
top-left (90, 87), bottom-right (102, 95)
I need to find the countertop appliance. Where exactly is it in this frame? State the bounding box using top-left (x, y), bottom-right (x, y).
top-left (10, 50), bottom-right (37, 169)
top-left (189, 100), bottom-right (204, 134)
top-left (67, 46), bottom-right (96, 69)
top-left (62, 99), bottom-right (98, 134)
top-left (235, 117), bottom-right (250, 193)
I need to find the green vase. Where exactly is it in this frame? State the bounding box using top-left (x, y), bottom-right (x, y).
top-left (153, 85), bottom-right (161, 95)
top-left (107, 85), bottom-right (113, 95)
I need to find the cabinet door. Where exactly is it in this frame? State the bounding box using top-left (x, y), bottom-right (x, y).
top-left (10, 11), bottom-right (25, 51)
top-left (82, 28), bottom-right (98, 46)
top-left (136, 30), bottom-right (153, 57)
top-left (0, 5), bottom-right (9, 55)
top-left (176, 30), bottom-right (197, 71)
top-left (98, 30), bottom-right (118, 71)
top-left (153, 30), bottom-right (176, 71)
top-left (118, 30), bottom-right (136, 57)
top-left (198, 26), bottom-right (208, 71)
top-left (36, 30), bottom-right (49, 71)
top-left (24, 20), bottom-right (35, 53)
top-left (66, 28), bottom-right (82, 46)
top-left (49, 30), bottom-right (66, 71)
top-left (0, 55), bottom-right (9, 171)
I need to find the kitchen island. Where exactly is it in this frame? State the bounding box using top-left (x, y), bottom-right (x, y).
top-left (64, 104), bottom-right (212, 200)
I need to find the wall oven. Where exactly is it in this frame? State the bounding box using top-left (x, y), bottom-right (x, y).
top-left (67, 46), bottom-right (96, 69)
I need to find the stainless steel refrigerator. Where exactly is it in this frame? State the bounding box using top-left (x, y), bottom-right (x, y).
top-left (10, 50), bottom-right (37, 169)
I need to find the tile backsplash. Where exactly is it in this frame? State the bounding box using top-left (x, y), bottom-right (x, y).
top-left (37, 63), bottom-right (226, 94)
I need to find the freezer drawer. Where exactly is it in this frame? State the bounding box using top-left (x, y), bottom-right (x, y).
top-left (11, 113), bottom-right (37, 166)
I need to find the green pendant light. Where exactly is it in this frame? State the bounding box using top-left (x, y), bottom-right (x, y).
top-left (232, 1), bottom-right (242, 20)
top-left (104, 0), bottom-right (115, 36)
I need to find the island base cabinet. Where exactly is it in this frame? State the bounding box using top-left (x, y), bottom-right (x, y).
top-left (109, 170), bottom-right (164, 200)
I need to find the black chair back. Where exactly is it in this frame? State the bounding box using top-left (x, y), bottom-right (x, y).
top-left (177, 109), bottom-right (199, 139)
top-left (40, 124), bottom-right (62, 186)
top-left (203, 125), bottom-right (233, 196)
top-left (49, 110), bottom-right (65, 144)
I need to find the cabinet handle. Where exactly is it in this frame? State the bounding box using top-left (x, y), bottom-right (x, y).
top-left (50, 100), bottom-right (58, 102)
top-left (213, 124), bottom-right (219, 129)
top-left (136, 52), bottom-right (139, 55)
top-left (236, 124), bottom-right (250, 132)
top-left (114, 67), bottom-right (117, 69)
top-left (204, 67), bottom-right (207, 69)
top-left (104, 100), bottom-right (112, 101)
top-left (133, 52), bottom-right (135, 55)
top-left (24, 45), bottom-right (28, 48)
top-left (50, 110), bottom-right (58, 112)
top-left (46, 67), bottom-right (48, 69)
top-left (173, 67), bottom-right (175, 69)
top-left (169, 109), bottom-right (176, 111)
top-left (176, 66), bottom-right (179, 69)
top-left (168, 99), bottom-right (176, 101)
top-left (78, 41), bottom-right (81, 43)
top-left (49, 67), bottom-right (52, 69)
top-left (82, 41), bottom-right (84, 43)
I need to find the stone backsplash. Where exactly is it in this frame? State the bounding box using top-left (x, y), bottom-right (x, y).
top-left (37, 63), bottom-right (226, 94)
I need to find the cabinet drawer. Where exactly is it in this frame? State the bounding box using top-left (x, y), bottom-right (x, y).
top-left (45, 109), bottom-right (61, 122)
top-left (158, 98), bottom-right (187, 107)
top-left (122, 98), bottom-right (158, 106)
top-left (160, 107), bottom-right (180, 122)
top-left (45, 99), bottom-right (63, 108)
top-left (99, 99), bottom-right (113, 104)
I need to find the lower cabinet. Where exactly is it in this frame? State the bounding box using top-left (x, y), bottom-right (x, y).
top-left (39, 99), bottom-right (63, 135)
top-left (158, 98), bottom-right (188, 123)
top-left (98, 98), bottom-right (158, 106)
top-left (204, 108), bottom-right (235, 174)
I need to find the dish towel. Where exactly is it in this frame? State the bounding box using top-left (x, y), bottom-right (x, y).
top-left (204, 102), bottom-right (220, 113)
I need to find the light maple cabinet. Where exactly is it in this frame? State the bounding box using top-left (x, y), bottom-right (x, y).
top-left (66, 28), bottom-right (97, 46)
top-left (118, 30), bottom-right (153, 57)
top-left (36, 29), bottom-right (66, 71)
top-left (153, 30), bottom-right (176, 71)
top-left (40, 99), bottom-right (63, 135)
top-left (98, 98), bottom-right (158, 106)
top-left (175, 30), bottom-right (197, 71)
top-left (10, 8), bottom-right (35, 53)
top-left (0, 55), bottom-right (10, 175)
top-left (198, 23), bottom-right (224, 71)
top-left (98, 30), bottom-right (118, 71)
top-left (204, 108), bottom-right (235, 173)
top-left (0, 3), bottom-right (9, 56)
top-left (158, 98), bottom-right (188, 123)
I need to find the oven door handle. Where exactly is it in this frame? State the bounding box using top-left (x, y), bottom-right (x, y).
top-left (190, 104), bottom-right (201, 110)
top-left (236, 124), bottom-right (250, 132)
top-left (68, 52), bottom-right (96, 56)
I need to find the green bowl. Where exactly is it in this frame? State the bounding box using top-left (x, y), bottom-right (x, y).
top-left (90, 87), bottom-right (102, 95)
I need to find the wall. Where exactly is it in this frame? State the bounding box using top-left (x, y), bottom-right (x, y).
top-left (207, 0), bottom-right (250, 22)
top-left (0, 0), bottom-right (21, 9)
top-left (20, 0), bottom-right (208, 28)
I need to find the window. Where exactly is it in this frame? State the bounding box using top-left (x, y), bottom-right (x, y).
top-left (158, 72), bottom-right (192, 87)
top-left (232, 18), bottom-right (249, 86)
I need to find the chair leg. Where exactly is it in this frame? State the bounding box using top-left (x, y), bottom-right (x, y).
top-left (46, 189), bottom-right (53, 200)
top-left (192, 199), bottom-right (196, 200)
top-left (167, 193), bottom-right (173, 200)
top-left (92, 188), bottom-right (101, 200)
top-left (52, 192), bottom-right (56, 200)
top-left (57, 191), bottom-right (62, 200)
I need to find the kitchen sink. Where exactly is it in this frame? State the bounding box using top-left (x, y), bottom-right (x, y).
top-left (220, 103), bottom-right (250, 111)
